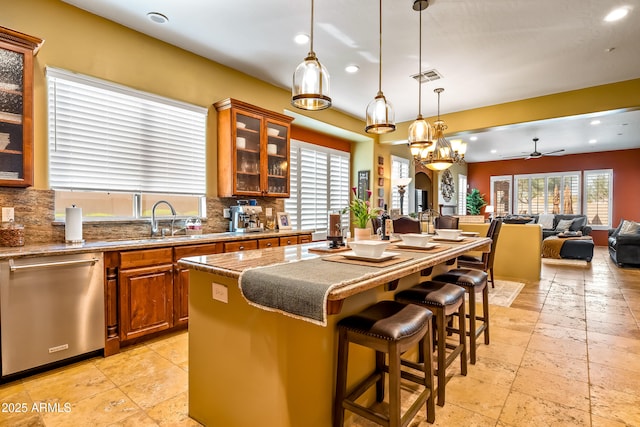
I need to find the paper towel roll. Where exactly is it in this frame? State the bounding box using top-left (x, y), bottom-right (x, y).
top-left (65, 205), bottom-right (83, 242)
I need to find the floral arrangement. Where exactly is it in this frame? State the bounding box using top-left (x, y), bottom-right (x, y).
top-left (343, 187), bottom-right (380, 229)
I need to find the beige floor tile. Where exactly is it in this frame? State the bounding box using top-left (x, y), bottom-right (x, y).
top-left (22, 361), bottom-right (114, 405)
top-left (498, 390), bottom-right (591, 426)
top-left (590, 385), bottom-right (640, 426)
top-left (443, 375), bottom-right (510, 419)
top-left (146, 392), bottom-right (203, 426)
top-left (520, 348), bottom-right (589, 382)
top-left (488, 325), bottom-right (532, 347)
top-left (590, 413), bottom-right (628, 427)
top-left (146, 331), bottom-right (189, 368)
top-left (588, 330), bottom-right (640, 354)
top-left (0, 412), bottom-right (45, 427)
top-left (107, 411), bottom-right (160, 427)
top-left (589, 362), bottom-right (640, 397)
top-left (527, 332), bottom-right (588, 360)
top-left (537, 311), bottom-right (587, 330)
top-left (94, 346), bottom-right (177, 387)
top-left (41, 388), bottom-right (139, 427)
top-left (420, 402), bottom-right (497, 426)
top-left (475, 339), bottom-right (527, 366)
top-left (119, 364), bottom-right (188, 410)
top-left (511, 366), bottom-right (590, 411)
top-left (0, 387), bottom-right (43, 427)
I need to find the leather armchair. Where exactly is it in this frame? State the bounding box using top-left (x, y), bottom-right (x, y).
top-left (608, 220), bottom-right (640, 267)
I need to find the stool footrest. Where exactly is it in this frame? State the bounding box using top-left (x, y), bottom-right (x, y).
top-left (345, 372), bottom-right (383, 404)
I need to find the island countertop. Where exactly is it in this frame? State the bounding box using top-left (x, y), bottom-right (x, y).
top-left (179, 237), bottom-right (491, 305)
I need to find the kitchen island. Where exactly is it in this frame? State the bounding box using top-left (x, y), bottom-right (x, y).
top-left (179, 237), bottom-right (490, 427)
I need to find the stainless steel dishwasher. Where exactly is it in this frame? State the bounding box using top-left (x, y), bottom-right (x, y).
top-left (0, 252), bottom-right (104, 377)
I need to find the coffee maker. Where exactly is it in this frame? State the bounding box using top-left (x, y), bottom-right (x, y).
top-left (229, 202), bottom-right (263, 233)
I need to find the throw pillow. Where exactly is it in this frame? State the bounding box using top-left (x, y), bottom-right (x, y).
top-left (569, 216), bottom-right (587, 231)
top-left (619, 220), bottom-right (640, 235)
top-left (555, 219), bottom-right (573, 232)
top-left (611, 219), bottom-right (625, 237)
top-left (538, 213), bottom-right (555, 229)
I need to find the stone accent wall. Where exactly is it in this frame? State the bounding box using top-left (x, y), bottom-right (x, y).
top-left (0, 188), bottom-right (284, 244)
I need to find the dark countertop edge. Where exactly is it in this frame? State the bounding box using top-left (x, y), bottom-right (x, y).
top-left (0, 230), bottom-right (313, 260)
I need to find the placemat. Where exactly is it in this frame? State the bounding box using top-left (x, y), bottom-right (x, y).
top-left (430, 237), bottom-right (474, 243)
top-left (389, 244), bottom-right (449, 254)
top-left (308, 245), bottom-right (351, 254)
top-left (322, 254), bottom-right (412, 268)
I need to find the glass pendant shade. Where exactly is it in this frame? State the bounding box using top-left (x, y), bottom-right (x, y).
top-left (365, 92), bottom-right (396, 134)
top-left (424, 119), bottom-right (453, 170)
top-left (292, 52), bottom-right (331, 111)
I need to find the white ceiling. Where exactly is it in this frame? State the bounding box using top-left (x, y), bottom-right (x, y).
top-left (61, 0), bottom-right (640, 162)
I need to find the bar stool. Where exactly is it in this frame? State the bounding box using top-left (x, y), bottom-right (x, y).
top-left (334, 300), bottom-right (435, 427)
top-left (433, 268), bottom-right (489, 365)
top-left (395, 281), bottom-right (467, 406)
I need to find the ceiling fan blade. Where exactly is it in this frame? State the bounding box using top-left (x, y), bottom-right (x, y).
top-left (542, 149), bottom-right (565, 155)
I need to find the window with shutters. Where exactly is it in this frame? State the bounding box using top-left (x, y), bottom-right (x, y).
top-left (583, 169), bottom-right (612, 229)
top-left (390, 156), bottom-right (410, 214)
top-left (458, 174), bottom-right (467, 215)
top-left (514, 172), bottom-right (580, 215)
top-left (285, 140), bottom-right (350, 240)
top-left (47, 67), bottom-right (207, 220)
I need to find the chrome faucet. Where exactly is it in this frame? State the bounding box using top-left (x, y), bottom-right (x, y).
top-left (151, 200), bottom-right (176, 238)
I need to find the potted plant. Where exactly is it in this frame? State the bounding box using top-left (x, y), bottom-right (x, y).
top-left (466, 188), bottom-right (487, 215)
top-left (343, 187), bottom-right (380, 240)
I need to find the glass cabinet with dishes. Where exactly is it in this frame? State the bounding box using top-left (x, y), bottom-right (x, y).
top-left (215, 98), bottom-right (293, 197)
top-left (0, 26), bottom-right (43, 187)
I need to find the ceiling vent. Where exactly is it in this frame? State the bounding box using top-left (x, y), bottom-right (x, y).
top-left (411, 69), bottom-right (443, 83)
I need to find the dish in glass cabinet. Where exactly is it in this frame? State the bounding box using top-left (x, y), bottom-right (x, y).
top-left (267, 128), bottom-right (280, 137)
top-left (236, 121), bottom-right (246, 129)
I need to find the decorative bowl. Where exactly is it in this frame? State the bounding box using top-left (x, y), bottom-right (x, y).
top-left (267, 143), bottom-right (277, 155)
top-left (435, 229), bottom-right (462, 240)
top-left (400, 233), bottom-right (431, 247)
top-left (236, 121), bottom-right (246, 129)
top-left (236, 137), bottom-right (246, 149)
top-left (347, 240), bottom-right (391, 258)
top-left (267, 128), bottom-right (279, 137)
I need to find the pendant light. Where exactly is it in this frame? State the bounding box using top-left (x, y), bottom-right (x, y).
top-left (365, 0), bottom-right (396, 134)
top-left (408, 0), bottom-right (433, 158)
top-left (424, 88), bottom-right (454, 170)
top-left (292, 0), bottom-right (331, 111)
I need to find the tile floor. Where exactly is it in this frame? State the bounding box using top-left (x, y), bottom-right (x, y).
top-left (1, 246), bottom-right (640, 426)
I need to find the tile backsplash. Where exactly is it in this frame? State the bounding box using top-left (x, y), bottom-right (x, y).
top-left (0, 188), bottom-right (284, 244)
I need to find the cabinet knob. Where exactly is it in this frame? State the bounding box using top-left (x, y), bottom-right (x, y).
top-left (239, 246), bottom-right (244, 250)
top-left (266, 243), bottom-right (272, 247)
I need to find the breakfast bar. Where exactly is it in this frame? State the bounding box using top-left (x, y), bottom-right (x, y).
top-left (179, 237), bottom-right (491, 427)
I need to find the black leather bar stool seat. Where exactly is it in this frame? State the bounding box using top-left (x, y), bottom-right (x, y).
top-left (433, 268), bottom-right (489, 365)
top-left (334, 300), bottom-right (435, 427)
top-left (395, 281), bottom-right (467, 406)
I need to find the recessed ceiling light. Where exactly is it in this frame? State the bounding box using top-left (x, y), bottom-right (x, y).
top-left (490, 149), bottom-right (497, 154)
top-left (345, 65), bottom-right (359, 73)
top-left (604, 7), bottom-right (629, 22)
top-left (589, 139), bottom-right (597, 144)
top-left (470, 136), bottom-right (478, 141)
top-left (294, 33), bottom-right (309, 45)
top-left (147, 12), bottom-right (168, 24)
top-left (590, 119), bottom-right (601, 125)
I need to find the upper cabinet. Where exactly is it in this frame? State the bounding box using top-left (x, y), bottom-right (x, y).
top-left (0, 26), bottom-right (43, 187)
top-left (214, 98), bottom-right (293, 198)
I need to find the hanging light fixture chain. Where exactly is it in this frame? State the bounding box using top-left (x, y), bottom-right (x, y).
top-left (378, 0), bottom-right (383, 94)
top-left (418, 6), bottom-right (422, 115)
top-left (310, 0), bottom-right (315, 54)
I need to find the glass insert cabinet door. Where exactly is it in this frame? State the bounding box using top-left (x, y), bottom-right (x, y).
top-left (265, 120), bottom-right (289, 196)
top-left (0, 27), bottom-right (42, 188)
top-left (234, 112), bottom-right (262, 193)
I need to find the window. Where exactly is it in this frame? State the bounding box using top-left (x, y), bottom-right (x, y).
top-left (285, 140), bottom-right (350, 239)
top-left (390, 156), bottom-right (410, 214)
top-left (490, 176), bottom-right (512, 216)
top-left (584, 169), bottom-right (613, 229)
top-left (457, 174), bottom-right (467, 215)
top-left (47, 67), bottom-right (207, 220)
top-left (514, 172), bottom-right (580, 215)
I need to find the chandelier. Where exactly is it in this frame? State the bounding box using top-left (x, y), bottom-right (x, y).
top-left (418, 88), bottom-right (466, 170)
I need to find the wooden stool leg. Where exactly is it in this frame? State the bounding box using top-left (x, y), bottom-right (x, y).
top-left (422, 321), bottom-right (435, 423)
top-left (389, 343), bottom-right (401, 427)
top-left (467, 289), bottom-right (477, 365)
top-left (375, 350), bottom-right (385, 402)
top-left (333, 328), bottom-right (348, 427)
top-left (459, 301), bottom-right (468, 376)
top-left (483, 285), bottom-right (490, 345)
top-left (436, 308), bottom-right (447, 406)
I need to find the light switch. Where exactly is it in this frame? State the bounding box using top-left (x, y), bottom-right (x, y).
top-left (2, 207), bottom-right (14, 222)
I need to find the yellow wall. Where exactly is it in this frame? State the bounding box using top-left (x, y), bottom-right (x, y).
top-left (3, 0), bottom-right (367, 193)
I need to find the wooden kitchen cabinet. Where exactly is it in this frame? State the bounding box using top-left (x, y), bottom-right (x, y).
top-left (279, 236), bottom-right (298, 246)
top-left (224, 239), bottom-right (259, 252)
top-left (214, 98), bottom-right (293, 197)
top-left (0, 27), bottom-right (43, 187)
top-left (174, 243), bottom-right (223, 327)
top-left (118, 255), bottom-right (174, 341)
top-left (258, 237), bottom-right (279, 248)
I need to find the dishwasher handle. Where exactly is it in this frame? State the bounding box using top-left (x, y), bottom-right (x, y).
top-left (9, 257), bottom-right (100, 272)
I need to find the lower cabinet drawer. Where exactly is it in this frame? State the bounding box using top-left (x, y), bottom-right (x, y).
top-left (279, 236), bottom-right (298, 246)
top-left (224, 240), bottom-right (258, 252)
top-left (259, 238), bottom-right (279, 248)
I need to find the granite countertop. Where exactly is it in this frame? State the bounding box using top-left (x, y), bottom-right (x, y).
top-left (0, 229), bottom-right (311, 260)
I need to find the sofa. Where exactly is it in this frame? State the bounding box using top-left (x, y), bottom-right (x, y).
top-left (502, 214), bottom-right (592, 239)
top-left (608, 219), bottom-right (640, 267)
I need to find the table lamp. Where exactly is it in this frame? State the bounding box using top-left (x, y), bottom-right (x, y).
top-left (485, 205), bottom-right (494, 221)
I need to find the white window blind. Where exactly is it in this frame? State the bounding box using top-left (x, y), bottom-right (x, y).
top-left (285, 140), bottom-right (350, 236)
top-left (47, 67), bottom-right (207, 195)
top-left (390, 156), bottom-right (410, 213)
top-left (584, 169), bottom-right (612, 228)
top-left (514, 172), bottom-right (580, 215)
top-left (458, 174), bottom-right (467, 214)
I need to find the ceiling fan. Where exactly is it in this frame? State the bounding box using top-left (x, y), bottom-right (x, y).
top-left (502, 137), bottom-right (565, 160)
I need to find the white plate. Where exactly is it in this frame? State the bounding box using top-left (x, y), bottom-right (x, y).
top-left (460, 231), bottom-right (479, 237)
top-left (395, 243), bottom-right (439, 250)
top-left (342, 251), bottom-right (400, 262)
top-left (431, 236), bottom-right (465, 242)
